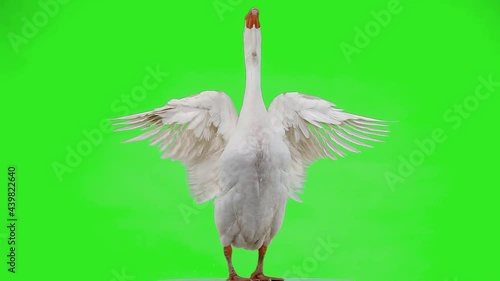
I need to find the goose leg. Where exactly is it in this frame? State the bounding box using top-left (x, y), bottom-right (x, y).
top-left (224, 246), bottom-right (251, 281)
top-left (250, 246), bottom-right (284, 281)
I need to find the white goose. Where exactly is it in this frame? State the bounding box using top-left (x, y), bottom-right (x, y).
top-left (112, 7), bottom-right (388, 281)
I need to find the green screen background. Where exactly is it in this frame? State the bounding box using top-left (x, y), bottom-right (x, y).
top-left (1, 0), bottom-right (499, 281)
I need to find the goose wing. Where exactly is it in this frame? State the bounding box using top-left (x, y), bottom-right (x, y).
top-left (268, 92), bottom-right (389, 201)
top-left (111, 90), bottom-right (238, 203)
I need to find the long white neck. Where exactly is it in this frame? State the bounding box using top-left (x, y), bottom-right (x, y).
top-left (239, 27), bottom-right (267, 127)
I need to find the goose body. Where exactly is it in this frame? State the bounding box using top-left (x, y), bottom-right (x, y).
top-left (215, 14), bottom-right (290, 251)
top-left (216, 119), bottom-right (290, 250)
top-left (112, 7), bottom-right (388, 281)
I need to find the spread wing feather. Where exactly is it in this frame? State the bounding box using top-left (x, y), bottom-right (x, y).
top-left (111, 91), bottom-right (238, 203)
top-left (268, 92), bottom-right (389, 201)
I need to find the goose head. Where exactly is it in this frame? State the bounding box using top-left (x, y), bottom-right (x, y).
top-left (243, 8), bottom-right (261, 64)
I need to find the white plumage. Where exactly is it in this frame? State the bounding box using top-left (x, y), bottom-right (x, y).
top-left (114, 91), bottom-right (238, 203)
top-left (111, 7), bottom-right (388, 281)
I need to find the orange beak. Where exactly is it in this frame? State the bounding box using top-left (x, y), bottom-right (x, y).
top-left (245, 8), bottom-right (260, 29)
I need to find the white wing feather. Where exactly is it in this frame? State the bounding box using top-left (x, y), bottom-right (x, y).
top-left (111, 91), bottom-right (238, 203)
top-left (268, 92), bottom-right (389, 201)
